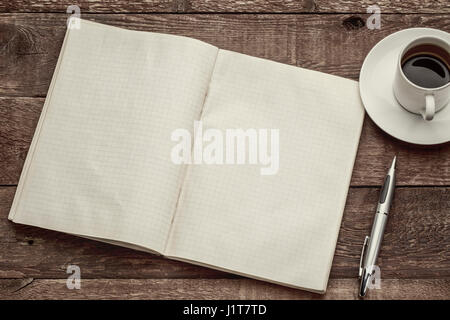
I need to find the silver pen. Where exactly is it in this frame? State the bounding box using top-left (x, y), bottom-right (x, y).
top-left (359, 156), bottom-right (396, 297)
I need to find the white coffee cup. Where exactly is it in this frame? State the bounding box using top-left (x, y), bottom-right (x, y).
top-left (393, 35), bottom-right (450, 121)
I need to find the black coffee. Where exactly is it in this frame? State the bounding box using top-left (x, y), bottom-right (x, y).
top-left (402, 54), bottom-right (450, 88)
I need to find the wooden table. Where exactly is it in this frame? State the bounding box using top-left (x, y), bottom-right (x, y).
top-left (0, 1), bottom-right (449, 300)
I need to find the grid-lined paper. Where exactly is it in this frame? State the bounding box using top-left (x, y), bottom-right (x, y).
top-left (9, 19), bottom-right (218, 252)
top-left (165, 50), bottom-right (364, 292)
top-left (9, 20), bottom-right (365, 293)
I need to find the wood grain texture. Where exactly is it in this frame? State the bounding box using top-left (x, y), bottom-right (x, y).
top-left (0, 9), bottom-right (449, 300)
top-left (1, 14), bottom-right (450, 97)
top-left (1, 186), bottom-right (449, 279)
top-left (0, 97), bottom-right (43, 186)
top-left (188, 1), bottom-right (450, 14)
top-left (1, 0), bottom-right (449, 13)
top-left (1, 15), bottom-right (449, 185)
top-left (1, 278), bottom-right (448, 300)
top-left (0, 0), bottom-right (176, 13)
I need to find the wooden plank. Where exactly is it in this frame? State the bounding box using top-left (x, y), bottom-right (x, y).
top-left (1, 186), bottom-right (449, 279)
top-left (2, 95), bottom-right (450, 186)
top-left (335, 187), bottom-right (450, 279)
top-left (188, 0), bottom-right (450, 14)
top-left (0, 278), bottom-right (448, 299)
top-left (0, 0), bottom-right (177, 13)
top-left (352, 117), bottom-right (450, 186)
top-left (1, 14), bottom-right (450, 97)
top-left (0, 13), bottom-right (295, 96)
top-left (0, 97), bottom-right (43, 186)
top-left (1, 0), bottom-right (449, 13)
top-left (1, 14), bottom-right (449, 185)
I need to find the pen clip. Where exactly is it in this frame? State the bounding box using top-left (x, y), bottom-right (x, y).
top-left (359, 236), bottom-right (370, 278)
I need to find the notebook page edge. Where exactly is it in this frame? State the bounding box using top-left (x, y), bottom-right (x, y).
top-left (8, 22), bottom-right (73, 222)
top-left (76, 18), bottom-right (218, 51)
top-left (218, 48), bottom-right (361, 86)
top-left (165, 255), bottom-right (326, 294)
top-left (320, 90), bottom-right (365, 292)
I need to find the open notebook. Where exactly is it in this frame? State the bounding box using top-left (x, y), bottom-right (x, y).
top-left (9, 18), bottom-right (364, 293)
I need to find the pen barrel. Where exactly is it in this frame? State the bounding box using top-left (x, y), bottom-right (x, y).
top-left (377, 173), bottom-right (395, 215)
top-left (376, 202), bottom-right (391, 215)
top-left (363, 212), bottom-right (388, 270)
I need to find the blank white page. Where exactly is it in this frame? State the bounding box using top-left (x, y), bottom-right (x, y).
top-left (166, 50), bottom-right (364, 292)
top-left (9, 19), bottom-right (218, 252)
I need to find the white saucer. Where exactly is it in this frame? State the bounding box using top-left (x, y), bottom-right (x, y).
top-left (360, 28), bottom-right (450, 145)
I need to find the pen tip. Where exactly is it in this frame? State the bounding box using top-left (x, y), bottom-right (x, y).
top-left (391, 156), bottom-right (397, 169)
top-left (359, 269), bottom-right (370, 298)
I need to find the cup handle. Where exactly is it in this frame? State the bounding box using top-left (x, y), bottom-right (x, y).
top-left (422, 94), bottom-right (435, 121)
